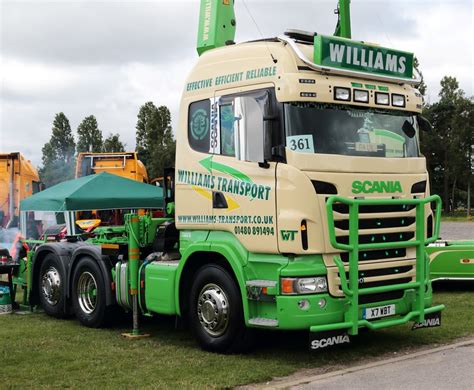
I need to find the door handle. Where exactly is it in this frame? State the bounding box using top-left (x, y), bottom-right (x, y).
top-left (212, 191), bottom-right (228, 209)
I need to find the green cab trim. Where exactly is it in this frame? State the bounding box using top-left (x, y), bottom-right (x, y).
top-left (175, 230), bottom-right (250, 318)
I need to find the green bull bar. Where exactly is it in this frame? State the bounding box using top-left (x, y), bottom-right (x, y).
top-left (310, 195), bottom-right (444, 335)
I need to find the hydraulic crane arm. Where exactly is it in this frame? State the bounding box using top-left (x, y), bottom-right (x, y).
top-left (197, 0), bottom-right (236, 56)
top-left (334, 0), bottom-right (352, 39)
top-left (196, 0), bottom-right (352, 56)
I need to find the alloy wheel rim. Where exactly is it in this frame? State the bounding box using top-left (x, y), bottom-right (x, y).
top-left (197, 283), bottom-right (229, 337)
top-left (77, 271), bottom-right (98, 314)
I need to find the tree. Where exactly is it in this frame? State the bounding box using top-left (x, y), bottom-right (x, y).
top-left (103, 133), bottom-right (126, 153)
top-left (39, 112), bottom-right (76, 187)
top-left (135, 102), bottom-right (176, 179)
top-left (413, 57), bottom-right (427, 98)
top-left (421, 76), bottom-right (473, 213)
top-left (76, 115), bottom-right (103, 153)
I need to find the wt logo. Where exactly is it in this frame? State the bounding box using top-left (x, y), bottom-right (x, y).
top-left (281, 230), bottom-right (298, 241)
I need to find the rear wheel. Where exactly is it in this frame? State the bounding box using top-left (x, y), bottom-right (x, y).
top-left (38, 253), bottom-right (66, 318)
top-left (188, 264), bottom-right (254, 353)
top-left (72, 257), bottom-right (110, 328)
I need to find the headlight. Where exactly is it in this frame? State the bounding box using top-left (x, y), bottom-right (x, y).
top-left (334, 87), bottom-right (351, 101)
top-left (281, 276), bottom-right (328, 295)
top-left (375, 92), bottom-right (389, 105)
top-left (353, 89), bottom-right (369, 103)
top-left (392, 93), bottom-right (406, 107)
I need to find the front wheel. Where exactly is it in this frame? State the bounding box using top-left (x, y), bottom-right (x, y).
top-left (72, 257), bottom-right (110, 328)
top-left (188, 264), bottom-right (254, 353)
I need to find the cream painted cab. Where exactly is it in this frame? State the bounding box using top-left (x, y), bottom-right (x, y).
top-left (176, 38), bottom-right (427, 261)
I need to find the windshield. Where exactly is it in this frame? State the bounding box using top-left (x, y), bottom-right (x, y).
top-left (284, 103), bottom-right (419, 158)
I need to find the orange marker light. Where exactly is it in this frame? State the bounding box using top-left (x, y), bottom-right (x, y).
top-left (281, 278), bottom-right (295, 294)
top-left (262, 287), bottom-right (268, 295)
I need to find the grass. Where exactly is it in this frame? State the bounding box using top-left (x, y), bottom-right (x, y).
top-left (1, 282), bottom-right (473, 389)
top-left (441, 211), bottom-right (473, 222)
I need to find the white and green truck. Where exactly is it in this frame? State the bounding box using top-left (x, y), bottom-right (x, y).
top-left (12, 0), bottom-right (443, 353)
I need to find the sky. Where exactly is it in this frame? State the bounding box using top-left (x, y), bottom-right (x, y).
top-left (1, 0), bottom-right (473, 166)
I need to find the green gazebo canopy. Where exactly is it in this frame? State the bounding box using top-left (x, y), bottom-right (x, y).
top-left (20, 172), bottom-right (164, 212)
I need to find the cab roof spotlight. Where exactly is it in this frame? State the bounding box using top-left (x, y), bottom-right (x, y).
top-left (354, 89), bottom-right (369, 103)
top-left (392, 94), bottom-right (406, 107)
top-left (334, 87), bottom-right (351, 102)
top-left (375, 92), bottom-right (389, 106)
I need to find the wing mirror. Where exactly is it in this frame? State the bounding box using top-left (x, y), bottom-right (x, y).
top-left (417, 115), bottom-right (433, 132)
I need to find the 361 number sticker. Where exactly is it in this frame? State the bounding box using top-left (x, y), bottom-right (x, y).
top-left (286, 135), bottom-right (315, 153)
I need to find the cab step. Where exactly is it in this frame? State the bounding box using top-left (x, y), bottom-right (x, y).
top-left (248, 318), bottom-right (279, 327)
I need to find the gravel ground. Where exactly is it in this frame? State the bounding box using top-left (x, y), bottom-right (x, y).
top-left (439, 221), bottom-right (474, 240)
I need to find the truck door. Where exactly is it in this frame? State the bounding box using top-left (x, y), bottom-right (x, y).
top-left (210, 88), bottom-right (278, 254)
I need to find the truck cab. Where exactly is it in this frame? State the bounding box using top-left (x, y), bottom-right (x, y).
top-left (173, 31), bottom-right (441, 349)
top-left (0, 153), bottom-right (40, 228)
top-left (76, 152), bottom-right (149, 183)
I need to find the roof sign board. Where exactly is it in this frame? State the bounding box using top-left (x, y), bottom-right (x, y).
top-left (314, 35), bottom-right (414, 80)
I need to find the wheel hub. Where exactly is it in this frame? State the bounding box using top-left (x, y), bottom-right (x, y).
top-left (41, 267), bottom-right (61, 306)
top-left (77, 271), bottom-right (98, 315)
top-left (197, 283), bottom-right (229, 337)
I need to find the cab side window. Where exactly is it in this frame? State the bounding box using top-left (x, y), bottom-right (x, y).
top-left (188, 89), bottom-right (273, 163)
top-left (188, 99), bottom-right (211, 153)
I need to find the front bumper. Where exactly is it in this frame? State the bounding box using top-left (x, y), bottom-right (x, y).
top-left (274, 288), bottom-right (443, 331)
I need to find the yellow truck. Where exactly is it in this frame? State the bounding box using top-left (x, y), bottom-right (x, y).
top-left (0, 153), bottom-right (40, 228)
top-left (75, 152), bottom-right (148, 183)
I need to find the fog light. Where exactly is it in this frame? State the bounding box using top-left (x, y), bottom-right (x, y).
top-left (392, 94), bottom-right (406, 107)
top-left (334, 87), bottom-right (351, 101)
top-left (318, 298), bottom-right (326, 308)
top-left (298, 299), bottom-right (310, 311)
top-left (375, 92), bottom-right (389, 105)
top-left (354, 89), bottom-right (369, 103)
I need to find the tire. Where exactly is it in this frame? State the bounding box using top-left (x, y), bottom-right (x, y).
top-left (38, 253), bottom-right (67, 318)
top-left (188, 264), bottom-right (254, 353)
top-left (71, 256), bottom-right (111, 328)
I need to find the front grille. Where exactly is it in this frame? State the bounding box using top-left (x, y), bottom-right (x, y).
top-left (335, 216), bottom-right (415, 230)
top-left (337, 232), bottom-right (414, 245)
top-left (345, 265), bottom-right (412, 279)
top-left (340, 248), bottom-right (407, 262)
top-left (329, 260), bottom-right (416, 302)
top-left (358, 278), bottom-right (411, 304)
top-left (332, 203), bottom-right (415, 214)
top-left (332, 201), bottom-right (416, 263)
